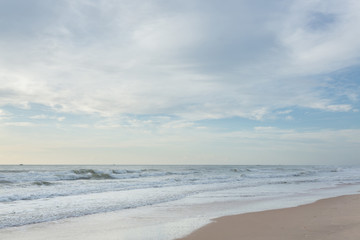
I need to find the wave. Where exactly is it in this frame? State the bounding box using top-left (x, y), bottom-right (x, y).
top-left (0, 168), bottom-right (188, 186)
top-left (72, 169), bottom-right (115, 180)
top-left (32, 181), bottom-right (54, 186)
top-left (0, 180), bottom-right (12, 184)
top-left (0, 170), bottom-right (29, 173)
top-left (292, 171), bottom-right (315, 177)
top-left (230, 168), bottom-right (252, 173)
top-left (269, 179), bottom-right (320, 185)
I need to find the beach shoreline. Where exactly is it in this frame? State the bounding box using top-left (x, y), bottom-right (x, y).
top-left (1, 194), bottom-right (360, 240)
top-left (178, 194), bottom-right (360, 240)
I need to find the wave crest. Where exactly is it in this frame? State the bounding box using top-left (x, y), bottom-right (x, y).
top-left (72, 169), bottom-right (115, 180)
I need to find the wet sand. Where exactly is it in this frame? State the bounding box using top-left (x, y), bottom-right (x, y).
top-left (178, 194), bottom-right (360, 240)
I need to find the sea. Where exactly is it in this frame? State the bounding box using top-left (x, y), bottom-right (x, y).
top-left (1, 165), bottom-right (360, 239)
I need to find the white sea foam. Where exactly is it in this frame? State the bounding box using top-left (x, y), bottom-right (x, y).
top-left (0, 165), bottom-right (360, 231)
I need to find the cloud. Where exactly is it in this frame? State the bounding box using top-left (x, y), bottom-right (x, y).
top-left (280, 0), bottom-right (360, 75)
top-left (0, 0), bottom-right (359, 124)
top-left (225, 127), bottom-right (360, 147)
top-left (0, 109), bottom-right (11, 121)
top-left (2, 122), bottom-right (34, 127)
top-left (307, 11), bottom-right (336, 31)
top-left (30, 115), bottom-right (51, 120)
top-left (276, 110), bottom-right (293, 115)
top-left (160, 120), bottom-right (194, 129)
top-left (30, 115), bottom-right (66, 121)
top-left (254, 126), bottom-right (277, 132)
top-left (324, 104), bottom-right (352, 112)
top-left (0, 109), bottom-right (7, 116)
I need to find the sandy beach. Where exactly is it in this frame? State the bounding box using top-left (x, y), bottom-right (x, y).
top-left (179, 194), bottom-right (360, 240)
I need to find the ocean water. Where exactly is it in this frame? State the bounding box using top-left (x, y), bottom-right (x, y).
top-left (1, 165), bottom-right (360, 239)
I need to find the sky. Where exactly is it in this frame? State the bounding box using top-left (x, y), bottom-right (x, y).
top-left (0, 0), bottom-right (359, 165)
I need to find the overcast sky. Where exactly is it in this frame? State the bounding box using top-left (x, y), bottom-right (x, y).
top-left (0, 0), bottom-right (359, 165)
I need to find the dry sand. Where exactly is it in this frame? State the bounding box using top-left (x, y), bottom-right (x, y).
top-left (178, 194), bottom-right (360, 240)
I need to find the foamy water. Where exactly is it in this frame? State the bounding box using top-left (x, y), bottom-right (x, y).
top-left (1, 165), bottom-right (360, 239)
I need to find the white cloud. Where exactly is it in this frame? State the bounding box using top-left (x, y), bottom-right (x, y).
top-left (324, 104), bottom-right (352, 112)
top-left (276, 110), bottom-right (293, 115)
top-left (279, 0), bottom-right (360, 75)
top-left (0, 109), bottom-right (11, 120)
top-left (132, 14), bottom-right (202, 52)
top-left (30, 115), bottom-right (48, 119)
top-left (161, 120), bottom-right (194, 129)
top-left (226, 127), bottom-right (360, 146)
top-left (0, 109), bottom-right (8, 116)
top-left (72, 124), bottom-right (91, 128)
top-left (2, 122), bottom-right (34, 127)
top-left (254, 126), bottom-right (276, 132)
top-left (0, 0), bottom-right (359, 123)
top-left (30, 115), bottom-right (66, 121)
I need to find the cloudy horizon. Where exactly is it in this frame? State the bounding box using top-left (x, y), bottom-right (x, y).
top-left (0, 0), bottom-right (359, 165)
